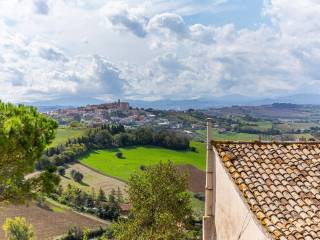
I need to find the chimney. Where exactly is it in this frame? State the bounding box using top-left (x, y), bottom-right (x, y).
top-left (203, 118), bottom-right (217, 240)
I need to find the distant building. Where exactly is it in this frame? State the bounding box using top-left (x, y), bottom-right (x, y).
top-left (87, 99), bottom-right (129, 111)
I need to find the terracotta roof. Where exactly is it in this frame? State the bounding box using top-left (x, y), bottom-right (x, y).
top-left (213, 141), bottom-right (320, 240)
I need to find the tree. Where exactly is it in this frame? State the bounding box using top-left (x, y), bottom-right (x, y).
top-left (115, 152), bottom-right (123, 159)
top-left (94, 130), bottom-right (113, 148)
top-left (3, 217), bottom-right (34, 240)
top-left (71, 169), bottom-right (84, 183)
top-left (0, 102), bottom-right (58, 202)
top-left (112, 162), bottom-right (193, 240)
top-left (57, 166), bottom-right (66, 176)
top-left (98, 188), bottom-right (106, 202)
top-left (134, 127), bottom-right (153, 145)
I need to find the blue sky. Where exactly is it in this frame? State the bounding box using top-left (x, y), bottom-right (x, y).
top-left (184, 0), bottom-right (267, 28)
top-left (0, 0), bottom-right (319, 102)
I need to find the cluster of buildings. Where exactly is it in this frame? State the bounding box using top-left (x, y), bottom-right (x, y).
top-left (85, 100), bottom-right (130, 111)
top-left (46, 100), bottom-right (159, 127)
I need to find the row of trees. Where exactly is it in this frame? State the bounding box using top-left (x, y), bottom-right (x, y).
top-left (36, 125), bottom-right (190, 170)
top-left (234, 126), bottom-right (281, 135)
top-left (51, 185), bottom-right (123, 221)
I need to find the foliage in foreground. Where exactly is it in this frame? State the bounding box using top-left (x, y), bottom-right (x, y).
top-left (0, 102), bottom-right (58, 202)
top-left (112, 162), bottom-right (195, 240)
top-left (2, 217), bottom-right (34, 240)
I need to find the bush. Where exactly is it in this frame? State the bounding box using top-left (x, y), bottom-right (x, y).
top-left (115, 152), bottom-right (123, 159)
top-left (35, 156), bottom-right (53, 170)
top-left (2, 217), bottom-right (34, 240)
top-left (64, 226), bottom-right (83, 240)
top-left (57, 166), bottom-right (66, 176)
top-left (190, 146), bottom-right (197, 152)
top-left (70, 170), bottom-right (84, 183)
top-left (140, 165), bottom-right (146, 171)
top-left (194, 192), bottom-right (205, 201)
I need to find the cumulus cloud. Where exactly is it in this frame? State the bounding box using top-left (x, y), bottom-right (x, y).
top-left (1, 0), bottom-right (320, 102)
top-left (147, 13), bottom-right (189, 38)
top-left (101, 2), bottom-right (147, 37)
top-left (0, 25), bottom-right (128, 102)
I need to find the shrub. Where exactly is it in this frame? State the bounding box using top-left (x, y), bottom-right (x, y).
top-left (64, 226), bottom-right (83, 240)
top-left (190, 146), bottom-right (197, 152)
top-left (115, 152), bottom-right (123, 159)
top-left (71, 170), bottom-right (84, 183)
top-left (57, 166), bottom-right (66, 176)
top-left (2, 217), bottom-right (34, 240)
top-left (194, 192), bottom-right (205, 201)
top-left (139, 165), bottom-right (146, 171)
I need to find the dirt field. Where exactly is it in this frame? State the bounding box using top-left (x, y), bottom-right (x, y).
top-left (0, 202), bottom-right (108, 240)
top-left (60, 163), bottom-right (127, 197)
top-left (177, 164), bottom-right (205, 193)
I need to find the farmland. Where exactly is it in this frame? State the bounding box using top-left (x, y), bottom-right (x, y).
top-left (197, 128), bottom-right (259, 141)
top-left (60, 163), bottom-right (127, 195)
top-left (0, 202), bottom-right (108, 240)
top-left (80, 141), bottom-right (206, 182)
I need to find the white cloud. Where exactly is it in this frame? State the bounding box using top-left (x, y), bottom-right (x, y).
top-left (1, 0), bottom-right (320, 102)
top-left (0, 24), bottom-right (128, 102)
top-left (101, 1), bottom-right (147, 37)
top-left (147, 13), bottom-right (189, 38)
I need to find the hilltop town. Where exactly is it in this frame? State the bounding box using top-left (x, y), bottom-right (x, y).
top-left (45, 100), bottom-right (205, 133)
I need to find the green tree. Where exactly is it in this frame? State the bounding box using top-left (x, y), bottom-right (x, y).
top-left (57, 166), bottom-right (66, 176)
top-left (0, 102), bottom-right (58, 202)
top-left (71, 169), bottom-right (84, 183)
top-left (98, 188), bottom-right (106, 202)
top-left (2, 217), bottom-right (34, 240)
top-left (112, 162), bottom-right (193, 240)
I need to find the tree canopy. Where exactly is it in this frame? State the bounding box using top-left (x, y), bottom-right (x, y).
top-left (0, 102), bottom-right (58, 202)
top-left (112, 162), bottom-right (194, 240)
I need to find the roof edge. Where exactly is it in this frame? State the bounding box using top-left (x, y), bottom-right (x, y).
top-left (211, 140), bottom-right (320, 145)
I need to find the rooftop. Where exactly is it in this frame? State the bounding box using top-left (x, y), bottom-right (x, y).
top-left (213, 140), bottom-right (320, 240)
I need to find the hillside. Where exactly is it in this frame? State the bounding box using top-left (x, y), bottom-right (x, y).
top-left (0, 202), bottom-right (108, 239)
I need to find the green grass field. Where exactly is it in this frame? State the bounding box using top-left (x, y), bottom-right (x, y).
top-left (80, 142), bottom-right (206, 182)
top-left (49, 127), bottom-right (88, 147)
top-left (197, 128), bottom-right (259, 141)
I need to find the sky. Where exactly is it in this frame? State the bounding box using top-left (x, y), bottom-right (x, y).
top-left (0, 0), bottom-right (320, 103)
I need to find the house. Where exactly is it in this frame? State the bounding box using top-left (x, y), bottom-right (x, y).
top-left (203, 119), bottom-right (320, 240)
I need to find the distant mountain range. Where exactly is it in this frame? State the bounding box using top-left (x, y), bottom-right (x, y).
top-left (24, 93), bottom-right (320, 111)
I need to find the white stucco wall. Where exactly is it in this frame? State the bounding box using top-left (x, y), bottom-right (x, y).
top-left (215, 148), bottom-right (270, 240)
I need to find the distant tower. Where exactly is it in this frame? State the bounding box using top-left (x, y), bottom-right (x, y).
top-left (118, 99), bottom-right (120, 105)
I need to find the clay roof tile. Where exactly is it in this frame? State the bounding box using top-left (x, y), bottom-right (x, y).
top-left (214, 141), bottom-right (320, 240)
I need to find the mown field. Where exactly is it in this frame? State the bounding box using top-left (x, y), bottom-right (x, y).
top-left (80, 142), bottom-right (206, 182)
top-left (49, 127), bottom-right (88, 147)
top-left (60, 163), bottom-right (127, 196)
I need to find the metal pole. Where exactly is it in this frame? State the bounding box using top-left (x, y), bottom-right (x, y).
top-left (203, 118), bottom-right (216, 240)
